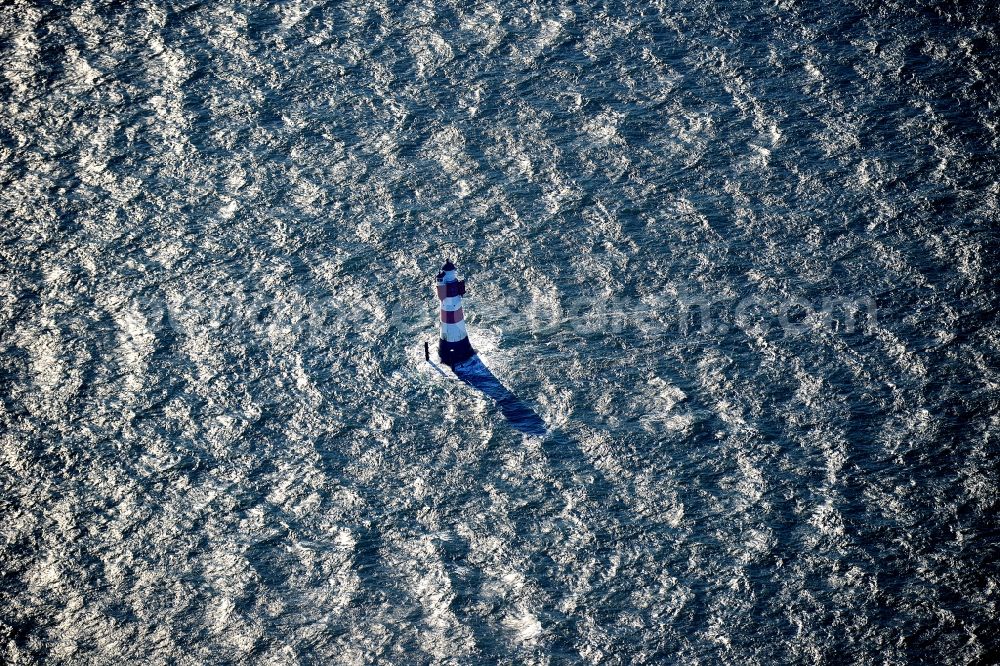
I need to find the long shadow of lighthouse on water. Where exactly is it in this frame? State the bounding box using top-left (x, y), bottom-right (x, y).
top-left (433, 260), bottom-right (547, 437)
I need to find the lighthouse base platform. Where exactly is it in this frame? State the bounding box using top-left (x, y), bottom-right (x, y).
top-left (438, 337), bottom-right (475, 367)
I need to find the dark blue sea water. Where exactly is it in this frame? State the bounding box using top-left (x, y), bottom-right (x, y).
top-left (2, 0), bottom-right (999, 663)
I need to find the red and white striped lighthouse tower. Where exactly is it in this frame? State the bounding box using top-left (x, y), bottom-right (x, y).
top-left (436, 259), bottom-right (476, 367)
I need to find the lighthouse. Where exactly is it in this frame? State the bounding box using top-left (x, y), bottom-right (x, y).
top-left (431, 259), bottom-right (546, 435)
top-left (436, 259), bottom-right (476, 367)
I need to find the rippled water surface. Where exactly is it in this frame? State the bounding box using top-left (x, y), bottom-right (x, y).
top-left (2, 0), bottom-right (999, 663)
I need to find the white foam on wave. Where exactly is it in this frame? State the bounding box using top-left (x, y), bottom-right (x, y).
top-left (408, 27), bottom-right (454, 78)
top-left (638, 377), bottom-right (693, 434)
top-left (4, 6), bottom-right (43, 100)
top-left (458, 4), bottom-right (505, 55)
top-left (13, 317), bottom-right (81, 420)
top-left (424, 126), bottom-right (469, 176)
top-left (105, 296), bottom-right (157, 398)
top-left (514, 12), bottom-right (570, 65)
top-left (502, 606), bottom-right (543, 642)
top-left (63, 45), bottom-right (102, 90)
top-left (805, 498), bottom-right (846, 548)
top-left (145, 32), bottom-right (195, 162)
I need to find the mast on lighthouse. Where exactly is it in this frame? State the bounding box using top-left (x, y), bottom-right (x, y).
top-left (436, 259), bottom-right (476, 367)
